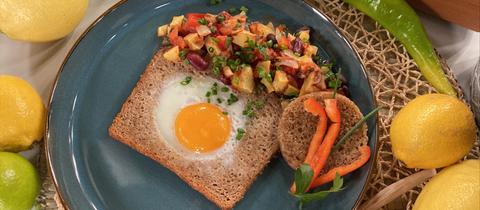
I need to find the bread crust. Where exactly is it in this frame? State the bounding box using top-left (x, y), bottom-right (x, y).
top-left (108, 50), bottom-right (282, 209)
top-left (278, 92), bottom-right (368, 172)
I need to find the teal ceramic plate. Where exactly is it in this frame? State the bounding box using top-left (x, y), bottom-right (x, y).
top-left (47, 0), bottom-right (377, 209)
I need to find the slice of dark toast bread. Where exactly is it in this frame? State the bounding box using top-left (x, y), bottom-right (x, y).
top-left (278, 92), bottom-right (368, 172)
top-left (108, 50), bottom-right (283, 209)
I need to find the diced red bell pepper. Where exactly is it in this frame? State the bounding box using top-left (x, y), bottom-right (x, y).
top-left (182, 13), bottom-right (206, 33)
top-left (216, 35), bottom-right (230, 50)
top-left (168, 27), bottom-right (186, 49)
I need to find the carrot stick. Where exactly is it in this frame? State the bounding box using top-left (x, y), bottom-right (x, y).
top-left (303, 98), bottom-right (328, 165)
top-left (311, 145), bottom-right (371, 188)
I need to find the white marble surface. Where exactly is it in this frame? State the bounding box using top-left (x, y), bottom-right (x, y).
top-left (1, 0), bottom-right (479, 103)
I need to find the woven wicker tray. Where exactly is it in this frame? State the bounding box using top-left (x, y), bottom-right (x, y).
top-left (37, 1), bottom-right (479, 209)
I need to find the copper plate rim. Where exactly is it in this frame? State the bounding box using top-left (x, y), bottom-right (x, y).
top-left (44, 0), bottom-right (380, 209)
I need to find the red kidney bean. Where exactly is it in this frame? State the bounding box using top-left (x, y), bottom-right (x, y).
top-left (186, 52), bottom-right (209, 70)
top-left (292, 37), bottom-right (304, 55)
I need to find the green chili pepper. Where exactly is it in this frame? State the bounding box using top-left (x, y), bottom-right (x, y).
top-left (343, 0), bottom-right (456, 96)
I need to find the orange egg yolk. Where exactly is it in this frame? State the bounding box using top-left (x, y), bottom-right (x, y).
top-left (175, 103), bottom-right (231, 153)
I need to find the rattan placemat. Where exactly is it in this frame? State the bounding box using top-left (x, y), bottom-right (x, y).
top-left (37, 1), bottom-right (479, 209)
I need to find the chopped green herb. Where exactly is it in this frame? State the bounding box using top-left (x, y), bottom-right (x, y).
top-left (235, 128), bottom-right (245, 140)
top-left (179, 49), bottom-right (188, 59)
top-left (180, 76), bottom-right (192, 85)
top-left (266, 40), bottom-right (273, 48)
top-left (273, 43), bottom-right (279, 49)
top-left (225, 37), bottom-right (232, 48)
top-left (258, 67), bottom-right (272, 82)
top-left (212, 56), bottom-right (226, 76)
top-left (227, 58), bottom-right (242, 71)
top-left (208, 47), bottom-right (215, 53)
top-left (221, 86), bottom-right (230, 92)
top-left (294, 169), bottom-right (344, 209)
top-left (207, 98), bottom-right (211, 103)
top-left (239, 6), bottom-right (249, 14)
top-left (183, 60), bottom-right (190, 65)
top-left (205, 91), bottom-right (212, 97)
top-left (216, 98), bottom-right (223, 103)
top-left (242, 100), bottom-right (265, 118)
top-left (216, 14), bottom-right (225, 23)
top-left (246, 39), bottom-right (256, 49)
top-left (211, 82), bottom-right (218, 95)
top-left (210, 26), bottom-right (217, 33)
top-left (257, 44), bottom-right (270, 60)
top-left (198, 18), bottom-right (208, 25)
top-left (227, 93), bottom-right (239, 105)
top-left (222, 111), bottom-right (228, 115)
top-left (209, 0), bottom-right (222, 6)
top-left (211, 37), bottom-right (219, 43)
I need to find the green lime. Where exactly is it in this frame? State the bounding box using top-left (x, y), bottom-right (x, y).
top-left (0, 152), bottom-right (40, 210)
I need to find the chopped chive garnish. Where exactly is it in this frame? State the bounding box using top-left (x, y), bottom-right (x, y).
top-left (180, 76), bottom-right (192, 85)
top-left (183, 60), bottom-right (190, 65)
top-left (242, 100), bottom-right (265, 118)
top-left (217, 98), bottom-right (223, 104)
top-left (207, 98), bottom-right (211, 103)
top-left (208, 47), bottom-right (215, 53)
top-left (211, 82), bottom-right (218, 95)
top-left (222, 111), bottom-right (228, 115)
top-left (228, 7), bottom-right (237, 14)
top-left (236, 128), bottom-right (245, 140)
top-left (179, 49), bottom-right (188, 60)
top-left (221, 86), bottom-right (229, 92)
top-left (227, 93), bottom-right (238, 105)
top-left (216, 14), bottom-right (225, 23)
top-left (333, 107), bottom-right (381, 150)
top-left (332, 67), bottom-right (342, 98)
top-left (205, 91), bottom-right (212, 97)
top-left (198, 18), bottom-right (208, 25)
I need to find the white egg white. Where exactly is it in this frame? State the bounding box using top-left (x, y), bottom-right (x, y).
top-left (154, 73), bottom-right (247, 161)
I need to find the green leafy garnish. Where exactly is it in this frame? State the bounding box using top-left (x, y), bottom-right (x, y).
top-left (235, 128), bottom-right (246, 140)
top-left (227, 93), bottom-right (239, 105)
top-left (222, 111), bottom-right (228, 115)
top-left (212, 56), bottom-right (226, 75)
top-left (216, 98), bottom-right (223, 104)
top-left (294, 164), bottom-right (314, 194)
top-left (221, 86), bottom-right (230, 92)
top-left (179, 49), bottom-right (188, 60)
top-left (242, 100), bottom-right (265, 118)
top-left (205, 91), bottom-right (212, 97)
top-left (257, 44), bottom-right (270, 60)
top-left (334, 107), bottom-right (380, 149)
top-left (294, 173), bottom-right (344, 207)
top-left (216, 14), bottom-right (225, 23)
top-left (180, 76), bottom-right (192, 85)
top-left (211, 82), bottom-right (218, 95)
top-left (227, 58), bottom-right (242, 71)
top-left (332, 67), bottom-right (342, 98)
top-left (228, 8), bottom-right (237, 14)
top-left (198, 18), bottom-right (208, 25)
top-left (258, 67), bottom-right (272, 82)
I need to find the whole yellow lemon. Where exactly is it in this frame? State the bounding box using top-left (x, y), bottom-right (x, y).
top-left (0, 75), bottom-right (45, 152)
top-left (413, 160), bottom-right (480, 210)
top-left (390, 94), bottom-right (476, 169)
top-left (0, 0), bottom-right (89, 42)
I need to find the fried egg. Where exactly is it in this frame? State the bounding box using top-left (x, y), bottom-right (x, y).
top-left (155, 73), bottom-right (247, 160)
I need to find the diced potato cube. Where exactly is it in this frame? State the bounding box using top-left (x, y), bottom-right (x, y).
top-left (232, 30), bottom-right (256, 48)
top-left (184, 33), bottom-right (205, 50)
top-left (196, 25), bottom-right (212, 36)
top-left (163, 46), bottom-right (180, 62)
top-left (157, 24), bottom-right (169, 37)
top-left (205, 37), bottom-right (222, 56)
top-left (261, 78), bottom-right (275, 93)
top-left (232, 65), bottom-right (255, 93)
top-left (170, 15), bottom-right (185, 29)
top-left (255, 60), bottom-right (271, 78)
top-left (284, 85), bottom-right (299, 97)
top-left (266, 22), bottom-right (274, 31)
top-left (272, 70), bottom-right (289, 93)
top-left (298, 30), bottom-right (310, 43)
top-left (223, 66), bottom-right (234, 78)
top-left (300, 71), bottom-right (321, 96)
top-left (304, 45), bottom-right (318, 57)
top-left (250, 22), bottom-right (274, 37)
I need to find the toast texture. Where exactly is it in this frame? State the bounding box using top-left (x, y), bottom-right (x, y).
top-left (278, 92), bottom-right (368, 171)
top-left (108, 50), bottom-right (282, 209)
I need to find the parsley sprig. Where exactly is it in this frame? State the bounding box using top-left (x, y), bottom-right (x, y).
top-left (293, 164), bottom-right (344, 209)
